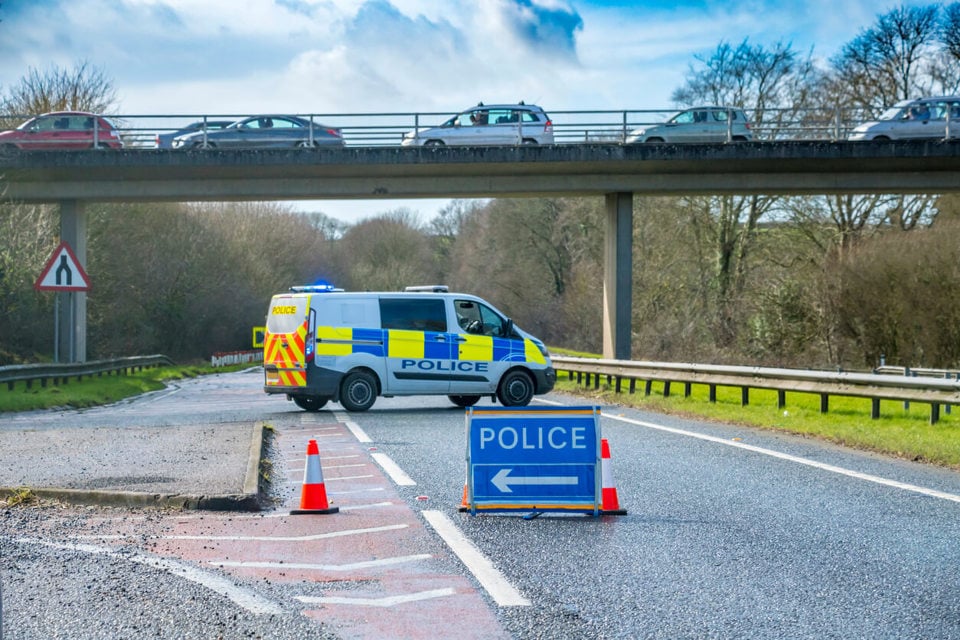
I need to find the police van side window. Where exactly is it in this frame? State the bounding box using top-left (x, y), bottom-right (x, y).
top-left (456, 299), bottom-right (508, 337)
top-left (379, 298), bottom-right (447, 332)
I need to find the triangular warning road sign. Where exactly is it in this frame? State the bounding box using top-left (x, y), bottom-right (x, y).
top-left (35, 241), bottom-right (91, 292)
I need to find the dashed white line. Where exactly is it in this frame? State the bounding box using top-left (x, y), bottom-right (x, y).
top-left (371, 452), bottom-right (417, 486)
top-left (161, 524), bottom-right (407, 542)
top-left (422, 510), bottom-right (530, 607)
top-left (210, 554), bottom-right (431, 571)
top-left (296, 588), bottom-right (456, 607)
top-left (343, 420), bottom-right (372, 443)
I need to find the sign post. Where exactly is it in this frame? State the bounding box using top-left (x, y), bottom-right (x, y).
top-left (35, 241), bottom-right (91, 363)
top-left (465, 405), bottom-right (602, 516)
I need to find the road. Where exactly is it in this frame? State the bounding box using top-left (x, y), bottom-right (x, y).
top-left (3, 369), bottom-right (960, 638)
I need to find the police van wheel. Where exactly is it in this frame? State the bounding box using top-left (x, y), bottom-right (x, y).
top-left (293, 395), bottom-right (328, 412)
top-left (449, 394), bottom-right (481, 408)
top-left (497, 371), bottom-right (534, 407)
top-left (340, 371), bottom-right (377, 412)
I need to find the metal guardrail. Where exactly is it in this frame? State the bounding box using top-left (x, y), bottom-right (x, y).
top-left (551, 356), bottom-right (960, 424)
top-left (0, 354), bottom-right (174, 391)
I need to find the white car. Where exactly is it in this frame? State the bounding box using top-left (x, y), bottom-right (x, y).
top-left (848, 97), bottom-right (960, 141)
top-left (625, 107), bottom-right (753, 143)
top-left (402, 103), bottom-right (554, 146)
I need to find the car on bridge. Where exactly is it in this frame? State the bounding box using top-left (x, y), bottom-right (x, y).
top-left (401, 102), bottom-right (554, 146)
top-left (171, 115), bottom-right (344, 149)
top-left (625, 106), bottom-right (753, 143)
top-left (155, 119), bottom-right (233, 149)
top-left (0, 111), bottom-right (124, 150)
top-left (848, 96), bottom-right (960, 141)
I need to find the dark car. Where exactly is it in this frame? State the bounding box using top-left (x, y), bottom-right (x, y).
top-left (172, 115), bottom-right (344, 149)
top-left (156, 120), bottom-right (233, 149)
top-left (0, 111), bottom-right (123, 150)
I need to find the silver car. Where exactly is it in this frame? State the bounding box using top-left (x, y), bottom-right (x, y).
top-left (848, 97), bottom-right (960, 141)
top-left (156, 120), bottom-right (233, 149)
top-left (402, 103), bottom-right (554, 146)
top-left (626, 107), bottom-right (753, 143)
top-left (172, 115), bottom-right (344, 149)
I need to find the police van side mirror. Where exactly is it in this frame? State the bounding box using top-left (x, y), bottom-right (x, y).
top-left (505, 318), bottom-right (514, 338)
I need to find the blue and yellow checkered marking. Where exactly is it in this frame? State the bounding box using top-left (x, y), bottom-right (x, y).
top-left (314, 326), bottom-right (543, 364)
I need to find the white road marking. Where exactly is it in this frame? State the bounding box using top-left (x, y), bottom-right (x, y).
top-left (323, 463), bottom-right (368, 470)
top-left (210, 554), bottom-right (431, 571)
top-left (296, 588), bottom-right (456, 607)
top-left (16, 537), bottom-right (282, 615)
top-left (324, 474), bottom-right (375, 481)
top-left (161, 524), bottom-right (407, 542)
top-left (339, 501), bottom-right (396, 511)
top-left (343, 420), bottom-right (372, 443)
top-left (422, 510), bottom-right (530, 607)
top-left (539, 398), bottom-right (960, 504)
top-left (371, 453), bottom-right (417, 486)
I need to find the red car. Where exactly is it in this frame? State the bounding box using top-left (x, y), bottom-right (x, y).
top-left (0, 111), bottom-right (123, 150)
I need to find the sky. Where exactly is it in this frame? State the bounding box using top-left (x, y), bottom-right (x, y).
top-left (0, 0), bottom-right (932, 225)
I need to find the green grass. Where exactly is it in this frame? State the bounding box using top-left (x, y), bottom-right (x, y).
top-left (0, 363), bottom-right (251, 412)
top-left (555, 374), bottom-right (960, 470)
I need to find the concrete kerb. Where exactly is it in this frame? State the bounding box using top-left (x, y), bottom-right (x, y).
top-left (0, 421), bottom-right (268, 512)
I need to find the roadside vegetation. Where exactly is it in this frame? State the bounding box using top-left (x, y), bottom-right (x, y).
top-left (2, 7), bottom-right (960, 467)
top-left (0, 363), bottom-right (248, 412)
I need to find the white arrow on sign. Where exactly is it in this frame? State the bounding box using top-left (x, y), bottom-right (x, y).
top-left (491, 468), bottom-right (579, 493)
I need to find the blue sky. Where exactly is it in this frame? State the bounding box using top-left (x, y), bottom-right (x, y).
top-left (0, 0), bottom-right (930, 222)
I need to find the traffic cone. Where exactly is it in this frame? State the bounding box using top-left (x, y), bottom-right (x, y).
top-left (458, 468), bottom-right (470, 512)
top-left (291, 439), bottom-right (339, 515)
top-left (600, 438), bottom-right (627, 515)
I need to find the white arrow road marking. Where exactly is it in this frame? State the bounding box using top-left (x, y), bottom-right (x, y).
top-left (210, 554), bottom-right (432, 571)
top-left (162, 524), bottom-right (407, 542)
top-left (15, 538), bottom-right (282, 615)
top-left (491, 468), bottom-right (578, 493)
top-left (296, 588), bottom-right (456, 607)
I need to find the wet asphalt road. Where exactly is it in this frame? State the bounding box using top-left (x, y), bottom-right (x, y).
top-left (4, 368), bottom-right (960, 638)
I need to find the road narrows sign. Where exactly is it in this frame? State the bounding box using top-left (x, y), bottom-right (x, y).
top-left (35, 241), bottom-right (90, 292)
top-left (465, 405), bottom-right (602, 515)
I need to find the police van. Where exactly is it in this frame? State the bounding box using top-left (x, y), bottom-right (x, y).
top-left (263, 285), bottom-right (556, 412)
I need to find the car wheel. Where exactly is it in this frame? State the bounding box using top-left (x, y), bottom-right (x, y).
top-left (293, 395), bottom-right (329, 412)
top-left (872, 135), bottom-right (890, 141)
top-left (193, 140), bottom-right (216, 149)
top-left (731, 136), bottom-right (748, 142)
top-left (295, 140), bottom-right (317, 148)
top-left (497, 370), bottom-right (534, 407)
top-left (449, 394), bottom-right (482, 408)
top-left (424, 140), bottom-right (445, 147)
top-left (521, 138), bottom-right (539, 145)
top-left (645, 137), bottom-right (665, 143)
top-left (0, 143), bottom-right (17, 154)
top-left (92, 142), bottom-right (112, 150)
top-left (339, 370), bottom-right (378, 412)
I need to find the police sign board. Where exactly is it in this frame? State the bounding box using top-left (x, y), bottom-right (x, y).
top-left (465, 405), bottom-right (601, 515)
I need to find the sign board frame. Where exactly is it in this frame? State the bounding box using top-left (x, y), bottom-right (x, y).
top-left (34, 241), bottom-right (91, 292)
top-left (465, 405), bottom-right (602, 515)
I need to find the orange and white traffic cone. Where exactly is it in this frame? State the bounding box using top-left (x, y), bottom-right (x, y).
top-left (600, 438), bottom-right (627, 515)
top-left (291, 439), bottom-right (339, 515)
top-left (458, 467), bottom-right (470, 512)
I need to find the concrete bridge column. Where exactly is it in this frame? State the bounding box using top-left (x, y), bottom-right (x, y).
top-left (603, 192), bottom-right (633, 360)
top-left (59, 200), bottom-right (87, 362)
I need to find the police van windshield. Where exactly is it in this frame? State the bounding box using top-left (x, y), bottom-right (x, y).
top-left (456, 299), bottom-right (509, 337)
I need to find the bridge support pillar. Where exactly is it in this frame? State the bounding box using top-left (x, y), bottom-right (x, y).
top-left (603, 192), bottom-right (633, 360)
top-left (58, 199), bottom-right (87, 363)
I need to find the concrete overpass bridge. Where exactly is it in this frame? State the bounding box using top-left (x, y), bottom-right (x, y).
top-left (2, 140), bottom-right (959, 362)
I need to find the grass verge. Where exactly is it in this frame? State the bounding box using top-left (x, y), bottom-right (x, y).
top-left (0, 363), bottom-right (252, 412)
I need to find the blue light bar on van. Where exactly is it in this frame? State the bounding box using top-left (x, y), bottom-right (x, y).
top-left (289, 284), bottom-right (340, 293)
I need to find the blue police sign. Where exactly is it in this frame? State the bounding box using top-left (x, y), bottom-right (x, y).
top-left (465, 405), bottom-right (602, 515)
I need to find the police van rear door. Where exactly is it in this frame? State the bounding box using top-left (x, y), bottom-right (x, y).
top-left (264, 294), bottom-right (312, 391)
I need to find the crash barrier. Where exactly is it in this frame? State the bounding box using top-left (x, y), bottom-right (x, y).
top-left (210, 350), bottom-right (263, 368)
top-left (0, 354), bottom-right (174, 391)
top-left (551, 356), bottom-right (960, 425)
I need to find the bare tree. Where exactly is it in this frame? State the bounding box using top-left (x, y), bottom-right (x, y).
top-left (1, 60), bottom-right (117, 118)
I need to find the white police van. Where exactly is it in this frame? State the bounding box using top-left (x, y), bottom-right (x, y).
top-left (263, 285), bottom-right (556, 412)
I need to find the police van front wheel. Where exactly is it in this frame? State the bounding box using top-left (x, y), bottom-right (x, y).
top-left (497, 371), bottom-right (534, 407)
top-left (449, 394), bottom-right (481, 408)
top-left (340, 371), bottom-right (378, 412)
top-left (293, 395), bottom-right (328, 412)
